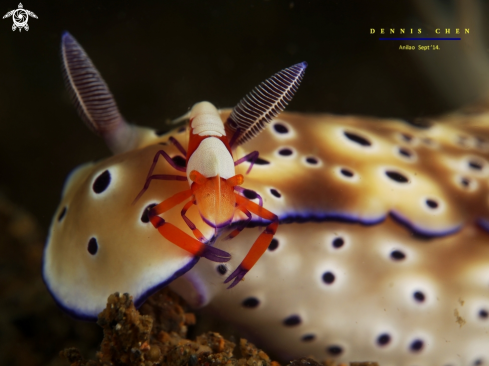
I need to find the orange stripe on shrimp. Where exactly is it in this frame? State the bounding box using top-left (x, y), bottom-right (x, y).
top-left (133, 62), bottom-right (307, 288)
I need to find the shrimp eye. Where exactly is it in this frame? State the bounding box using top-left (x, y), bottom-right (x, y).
top-left (227, 174), bottom-right (244, 187)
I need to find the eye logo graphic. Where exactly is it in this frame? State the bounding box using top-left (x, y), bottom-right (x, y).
top-left (3, 3), bottom-right (37, 32)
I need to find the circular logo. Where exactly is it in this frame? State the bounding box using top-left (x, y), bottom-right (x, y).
top-left (12, 8), bottom-right (28, 28)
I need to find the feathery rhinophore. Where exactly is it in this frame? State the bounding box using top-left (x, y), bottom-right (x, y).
top-left (226, 62), bottom-right (307, 146)
top-left (62, 32), bottom-right (122, 135)
top-left (61, 32), bottom-right (135, 154)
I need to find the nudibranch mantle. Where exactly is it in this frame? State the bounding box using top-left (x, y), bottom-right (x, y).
top-left (44, 32), bottom-right (489, 365)
top-left (172, 110), bottom-right (489, 366)
top-left (43, 135), bottom-right (204, 319)
top-left (46, 108), bottom-right (489, 364)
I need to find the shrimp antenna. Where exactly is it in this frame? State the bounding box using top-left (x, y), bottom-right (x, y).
top-left (226, 62), bottom-right (307, 146)
top-left (61, 31), bottom-right (136, 154)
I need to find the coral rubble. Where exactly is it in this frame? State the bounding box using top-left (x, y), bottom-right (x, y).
top-left (60, 289), bottom-right (379, 366)
top-left (61, 289), bottom-right (275, 366)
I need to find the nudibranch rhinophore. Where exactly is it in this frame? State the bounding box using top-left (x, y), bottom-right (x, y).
top-left (44, 32), bottom-right (489, 366)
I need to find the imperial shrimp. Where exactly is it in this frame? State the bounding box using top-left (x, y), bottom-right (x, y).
top-left (133, 64), bottom-right (307, 288)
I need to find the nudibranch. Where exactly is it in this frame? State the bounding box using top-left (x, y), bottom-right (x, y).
top-left (44, 33), bottom-right (489, 365)
top-left (43, 32), bottom-right (305, 319)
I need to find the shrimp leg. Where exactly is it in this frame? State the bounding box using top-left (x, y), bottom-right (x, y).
top-left (224, 193), bottom-right (278, 288)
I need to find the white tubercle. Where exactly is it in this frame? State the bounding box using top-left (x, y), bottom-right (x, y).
top-left (189, 101), bottom-right (226, 137)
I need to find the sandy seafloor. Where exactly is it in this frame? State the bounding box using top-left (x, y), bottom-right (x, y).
top-left (0, 1), bottom-right (488, 365)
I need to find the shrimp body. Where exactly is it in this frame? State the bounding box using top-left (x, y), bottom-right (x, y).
top-left (134, 100), bottom-right (278, 288)
top-left (131, 59), bottom-right (307, 288)
top-left (186, 102), bottom-right (241, 229)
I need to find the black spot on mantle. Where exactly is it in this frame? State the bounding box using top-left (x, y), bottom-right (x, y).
top-left (343, 131), bottom-right (371, 146)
